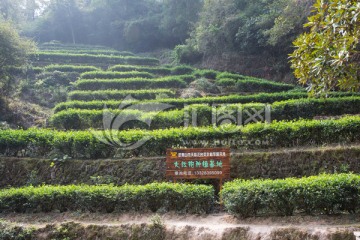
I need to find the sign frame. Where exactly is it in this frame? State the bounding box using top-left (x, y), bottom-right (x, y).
top-left (166, 148), bottom-right (230, 189)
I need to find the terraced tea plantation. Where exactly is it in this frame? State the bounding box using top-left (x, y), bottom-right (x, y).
top-left (1, 43), bottom-right (360, 239)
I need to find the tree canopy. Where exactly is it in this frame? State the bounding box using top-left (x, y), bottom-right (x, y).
top-left (290, 0), bottom-right (360, 94)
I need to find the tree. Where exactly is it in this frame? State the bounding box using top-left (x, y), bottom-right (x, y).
top-left (0, 20), bottom-right (35, 94)
top-left (290, 0), bottom-right (360, 94)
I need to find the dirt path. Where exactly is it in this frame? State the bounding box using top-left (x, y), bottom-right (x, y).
top-left (1, 212), bottom-right (360, 239)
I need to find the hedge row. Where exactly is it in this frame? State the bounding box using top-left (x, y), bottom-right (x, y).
top-left (222, 174), bottom-right (360, 217)
top-left (75, 78), bottom-right (187, 91)
top-left (68, 89), bottom-right (176, 101)
top-left (44, 64), bottom-right (101, 73)
top-left (0, 183), bottom-right (214, 214)
top-left (53, 91), bottom-right (360, 113)
top-left (41, 49), bottom-right (135, 56)
top-left (1, 116), bottom-right (360, 158)
top-left (80, 71), bottom-right (155, 79)
top-left (217, 78), bottom-right (295, 92)
top-left (31, 52), bottom-right (159, 66)
top-left (108, 65), bottom-right (197, 76)
top-left (216, 72), bottom-right (245, 80)
top-left (109, 65), bottom-right (172, 75)
top-left (50, 97), bottom-right (360, 130)
top-left (39, 43), bottom-right (115, 50)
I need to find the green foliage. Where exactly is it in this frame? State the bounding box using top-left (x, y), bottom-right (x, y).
top-left (290, 0), bottom-right (360, 94)
top-left (1, 116), bottom-right (360, 158)
top-left (68, 89), bottom-right (176, 101)
top-left (217, 78), bottom-right (236, 87)
top-left (75, 78), bottom-right (187, 91)
top-left (221, 173), bottom-right (360, 217)
top-left (0, 183), bottom-right (214, 214)
top-left (32, 52), bottom-right (160, 66)
top-left (80, 71), bottom-right (155, 80)
top-left (0, 20), bottom-right (35, 94)
top-left (44, 64), bottom-right (100, 73)
top-left (50, 97), bottom-right (360, 130)
top-left (53, 91), bottom-right (360, 113)
top-left (173, 44), bottom-right (203, 64)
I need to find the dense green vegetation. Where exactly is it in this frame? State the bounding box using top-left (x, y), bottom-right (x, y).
top-left (222, 173), bottom-right (360, 217)
top-left (0, 20), bottom-right (35, 95)
top-left (0, 183), bottom-right (214, 214)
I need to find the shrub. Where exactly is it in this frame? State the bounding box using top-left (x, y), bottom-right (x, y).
top-left (0, 183), bottom-right (214, 214)
top-left (75, 78), bottom-right (187, 91)
top-left (173, 44), bottom-right (203, 64)
top-left (80, 71), bottom-right (155, 79)
top-left (68, 89), bottom-right (176, 101)
top-left (221, 174), bottom-right (360, 217)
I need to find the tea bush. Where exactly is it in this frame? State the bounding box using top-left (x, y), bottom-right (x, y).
top-left (75, 78), bottom-right (187, 90)
top-left (44, 64), bottom-right (100, 73)
top-left (80, 71), bottom-right (155, 79)
top-left (50, 97), bottom-right (360, 130)
top-left (109, 65), bottom-right (172, 75)
top-left (221, 173), bottom-right (360, 217)
top-left (0, 183), bottom-right (214, 214)
top-left (68, 89), bottom-right (176, 101)
top-left (1, 116), bottom-right (360, 158)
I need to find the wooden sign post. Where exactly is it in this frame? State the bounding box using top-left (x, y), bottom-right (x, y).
top-left (166, 148), bottom-right (230, 191)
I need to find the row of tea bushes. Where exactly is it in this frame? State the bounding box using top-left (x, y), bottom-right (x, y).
top-left (0, 183), bottom-right (214, 214)
top-left (32, 52), bottom-right (159, 66)
top-left (108, 65), bottom-right (195, 76)
top-left (75, 78), bottom-right (187, 90)
top-left (1, 116), bottom-right (360, 159)
top-left (217, 78), bottom-right (295, 92)
top-left (44, 64), bottom-right (101, 73)
top-left (221, 173), bottom-right (360, 217)
top-left (80, 71), bottom-right (155, 79)
top-left (50, 97), bottom-right (360, 130)
top-left (68, 89), bottom-right (176, 101)
top-left (40, 49), bottom-right (135, 56)
top-left (53, 91), bottom-right (360, 113)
